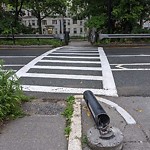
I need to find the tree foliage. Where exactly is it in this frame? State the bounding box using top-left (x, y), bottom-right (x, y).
top-left (70, 0), bottom-right (150, 33)
top-left (25, 0), bottom-right (66, 34)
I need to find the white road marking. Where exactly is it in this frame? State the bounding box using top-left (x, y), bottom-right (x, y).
top-left (111, 63), bottom-right (150, 66)
top-left (0, 56), bottom-right (36, 58)
top-left (111, 63), bottom-right (150, 71)
top-left (15, 47), bottom-right (64, 78)
top-left (22, 73), bottom-right (103, 81)
top-left (45, 56), bottom-right (100, 59)
top-left (51, 53), bottom-right (99, 55)
top-left (1, 69), bottom-right (17, 72)
top-left (112, 68), bottom-right (150, 71)
top-left (97, 97), bottom-right (136, 125)
top-left (56, 51), bottom-right (98, 53)
top-left (108, 54), bottom-right (150, 57)
top-left (68, 99), bottom-right (82, 150)
top-left (3, 64), bottom-right (24, 67)
top-left (115, 64), bottom-right (126, 69)
top-left (32, 65), bottom-right (102, 71)
top-left (98, 47), bottom-right (118, 96)
top-left (39, 59), bottom-right (101, 64)
top-left (22, 85), bottom-right (117, 96)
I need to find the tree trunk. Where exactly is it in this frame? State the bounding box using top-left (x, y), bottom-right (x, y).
top-left (108, 0), bottom-right (112, 34)
top-left (37, 12), bottom-right (42, 34)
top-left (14, 0), bottom-right (24, 26)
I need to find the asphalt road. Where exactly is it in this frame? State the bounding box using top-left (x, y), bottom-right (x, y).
top-left (0, 46), bottom-right (150, 98)
top-left (105, 47), bottom-right (150, 96)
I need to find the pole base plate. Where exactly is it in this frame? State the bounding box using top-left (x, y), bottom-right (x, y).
top-left (87, 126), bottom-right (123, 150)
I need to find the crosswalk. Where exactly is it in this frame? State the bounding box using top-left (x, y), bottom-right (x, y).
top-left (15, 46), bottom-right (118, 96)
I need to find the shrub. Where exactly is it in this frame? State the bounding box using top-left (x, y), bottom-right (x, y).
top-left (0, 60), bottom-right (27, 122)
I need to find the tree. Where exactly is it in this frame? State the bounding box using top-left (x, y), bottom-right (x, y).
top-left (70, 0), bottom-right (150, 34)
top-left (26, 0), bottom-right (66, 34)
top-left (3, 0), bottom-right (27, 25)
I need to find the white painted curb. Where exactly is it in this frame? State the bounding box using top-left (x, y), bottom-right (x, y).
top-left (68, 97), bottom-right (82, 150)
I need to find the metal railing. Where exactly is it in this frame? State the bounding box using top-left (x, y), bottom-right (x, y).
top-left (0, 34), bottom-right (57, 39)
top-left (99, 34), bottom-right (150, 40)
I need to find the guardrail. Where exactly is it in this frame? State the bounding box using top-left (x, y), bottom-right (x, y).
top-left (99, 34), bottom-right (150, 40)
top-left (0, 34), bottom-right (57, 39)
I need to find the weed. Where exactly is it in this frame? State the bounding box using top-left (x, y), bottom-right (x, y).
top-left (0, 60), bottom-right (30, 122)
top-left (62, 95), bottom-right (75, 137)
top-left (82, 135), bottom-right (88, 145)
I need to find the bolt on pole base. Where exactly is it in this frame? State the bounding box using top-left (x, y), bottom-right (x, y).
top-left (87, 126), bottom-right (123, 150)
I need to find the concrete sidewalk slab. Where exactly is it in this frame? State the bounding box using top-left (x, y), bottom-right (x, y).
top-left (0, 115), bottom-right (67, 150)
top-left (81, 96), bottom-right (150, 150)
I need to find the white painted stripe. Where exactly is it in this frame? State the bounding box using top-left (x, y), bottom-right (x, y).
top-left (68, 99), bottom-right (82, 150)
top-left (39, 59), bottom-right (101, 64)
top-left (112, 68), bottom-right (150, 71)
top-left (97, 97), bottom-right (136, 124)
top-left (15, 47), bottom-right (64, 78)
top-left (3, 64), bottom-right (24, 67)
top-left (1, 69), bottom-right (17, 72)
top-left (22, 85), bottom-right (118, 96)
top-left (0, 56), bottom-right (36, 58)
top-left (51, 53), bottom-right (99, 56)
top-left (111, 63), bottom-right (150, 66)
top-left (98, 47), bottom-right (118, 96)
top-left (108, 54), bottom-right (150, 57)
top-left (32, 65), bottom-right (102, 71)
top-left (45, 56), bottom-right (100, 59)
top-left (21, 73), bottom-right (103, 80)
top-left (56, 51), bottom-right (98, 53)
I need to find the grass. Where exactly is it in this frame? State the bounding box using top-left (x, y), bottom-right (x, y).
top-left (95, 38), bottom-right (150, 45)
top-left (62, 95), bottom-right (75, 138)
top-left (82, 135), bottom-right (88, 145)
top-left (0, 39), bottom-right (64, 47)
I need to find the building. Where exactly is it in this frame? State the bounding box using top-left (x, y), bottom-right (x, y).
top-left (21, 9), bottom-right (87, 37)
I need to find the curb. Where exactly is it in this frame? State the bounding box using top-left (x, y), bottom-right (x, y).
top-left (68, 95), bottom-right (82, 150)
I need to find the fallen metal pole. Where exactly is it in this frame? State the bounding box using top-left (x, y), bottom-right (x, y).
top-left (84, 90), bottom-right (124, 150)
top-left (83, 90), bottom-right (110, 130)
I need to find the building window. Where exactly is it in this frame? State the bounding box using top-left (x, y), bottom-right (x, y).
top-left (68, 20), bottom-right (70, 25)
top-left (32, 20), bottom-right (35, 26)
top-left (67, 28), bottom-right (70, 32)
top-left (52, 20), bottom-right (57, 24)
top-left (80, 21), bottom-right (83, 26)
top-left (73, 19), bottom-right (77, 24)
top-left (80, 28), bottom-right (83, 34)
top-left (42, 20), bottom-right (47, 25)
top-left (73, 28), bottom-right (77, 34)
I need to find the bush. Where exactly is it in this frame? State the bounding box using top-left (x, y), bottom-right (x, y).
top-left (0, 60), bottom-right (28, 122)
top-left (0, 39), bottom-right (64, 47)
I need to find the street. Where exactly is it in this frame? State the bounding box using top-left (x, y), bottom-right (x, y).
top-left (1, 46), bottom-right (150, 98)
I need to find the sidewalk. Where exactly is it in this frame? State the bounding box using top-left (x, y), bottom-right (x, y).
top-left (0, 99), bottom-right (67, 150)
top-left (1, 96), bottom-right (150, 150)
top-left (69, 40), bottom-right (92, 47)
top-left (81, 96), bottom-right (150, 150)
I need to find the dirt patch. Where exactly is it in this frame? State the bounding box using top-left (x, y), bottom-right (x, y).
top-left (22, 99), bottom-right (66, 116)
